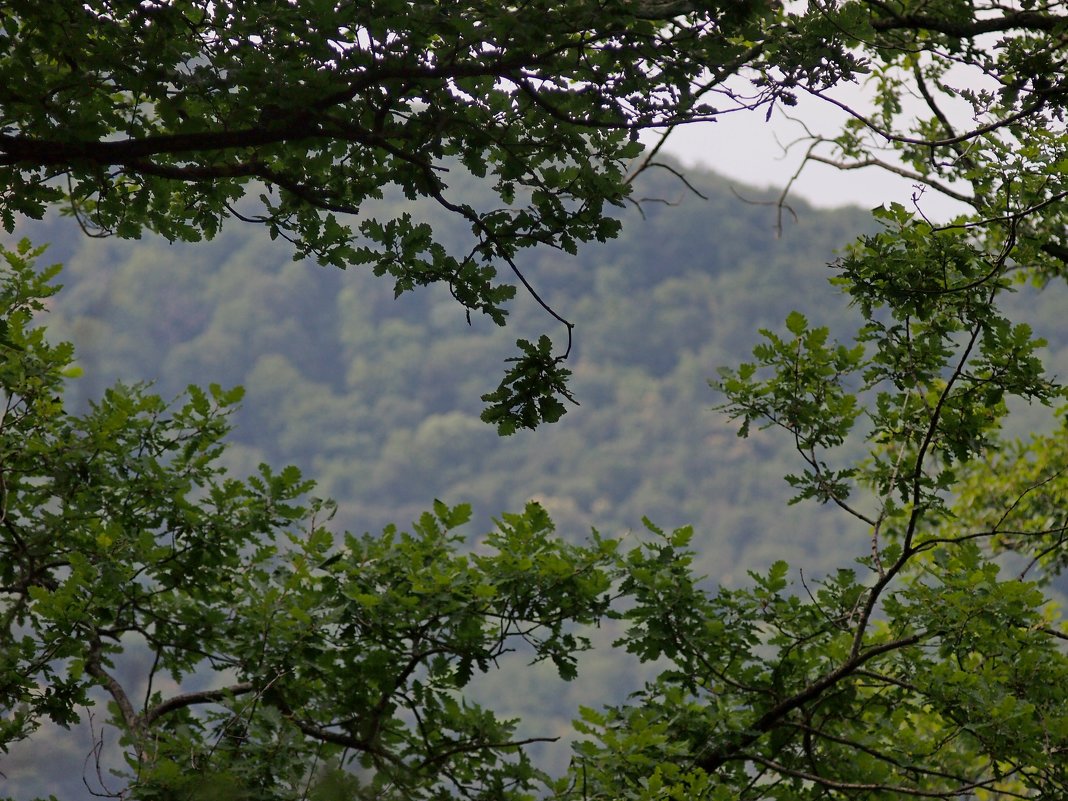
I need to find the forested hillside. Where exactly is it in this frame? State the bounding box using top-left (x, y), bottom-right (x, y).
top-left (20, 162), bottom-right (1068, 584)
top-left (22, 164), bottom-right (878, 580)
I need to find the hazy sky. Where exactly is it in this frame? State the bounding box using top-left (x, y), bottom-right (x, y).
top-left (647, 81), bottom-right (973, 222)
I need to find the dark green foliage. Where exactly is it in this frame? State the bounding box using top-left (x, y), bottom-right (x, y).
top-left (0, 242), bottom-right (620, 800)
top-left (481, 336), bottom-right (575, 434)
top-left (0, 0), bottom-right (782, 425)
top-left (9, 0), bottom-right (1068, 425)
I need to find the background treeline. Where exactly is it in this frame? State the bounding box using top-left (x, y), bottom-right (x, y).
top-left (23, 161), bottom-right (1068, 584)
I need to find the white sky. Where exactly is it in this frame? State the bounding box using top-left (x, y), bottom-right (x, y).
top-left (648, 80), bottom-right (974, 222)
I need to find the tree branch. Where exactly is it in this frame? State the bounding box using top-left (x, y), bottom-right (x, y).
top-left (737, 752), bottom-right (1017, 798)
top-left (143, 682), bottom-right (255, 727)
top-left (695, 631), bottom-right (926, 773)
top-left (870, 8), bottom-right (1068, 38)
top-left (86, 637), bottom-right (144, 752)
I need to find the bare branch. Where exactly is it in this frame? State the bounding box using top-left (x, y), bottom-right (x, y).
top-left (804, 86), bottom-right (1041, 150)
top-left (805, 153), bottom-right (975, 206)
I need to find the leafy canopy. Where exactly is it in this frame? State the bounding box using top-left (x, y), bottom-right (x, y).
top-left (1, 0), bottom-right (767, 430)
top-left (0, 240), bottom-right (618, 799)
top-left (536, 202), bottom-right (1068, 801)
top-left (7, 0), bottom-right (1068, 426)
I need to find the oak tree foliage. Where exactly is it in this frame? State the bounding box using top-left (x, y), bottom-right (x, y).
top-left (0, 0), bottom-right (770, 430)
top-left (5, 0), bottom-right (1068, 426)
top-left (1, 241), bottom-right (618, 799)
top-left (4, 1), bottom-right (1068, 800)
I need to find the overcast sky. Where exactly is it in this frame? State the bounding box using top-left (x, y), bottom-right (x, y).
top-left (648, 80), bottom-right (973, 223)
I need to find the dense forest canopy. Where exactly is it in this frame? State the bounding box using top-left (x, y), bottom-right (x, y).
top-left (3, 1), bottom-right (1068, 800)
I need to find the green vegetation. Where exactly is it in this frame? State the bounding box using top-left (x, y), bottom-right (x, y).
top-left (30, 165), bottom-right (878, 569)
top-left (4, 1), bottom-right (1068, 800)
top-left (8, 0), bottom-right (1068, 429)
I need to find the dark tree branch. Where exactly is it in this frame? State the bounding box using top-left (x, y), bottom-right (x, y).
top-left (870, 8), bottom-right (1068, 37)
top-left (143, 682), bottom-right (255, 727)
top-left (86, 637), bottom-right (144, 752)
top-left (695, 631), bottom-right (926, 773)
top-left (737, 752), bottom-right (1020, 799)
top-left (804, 87), bottom-right (1044, 150)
